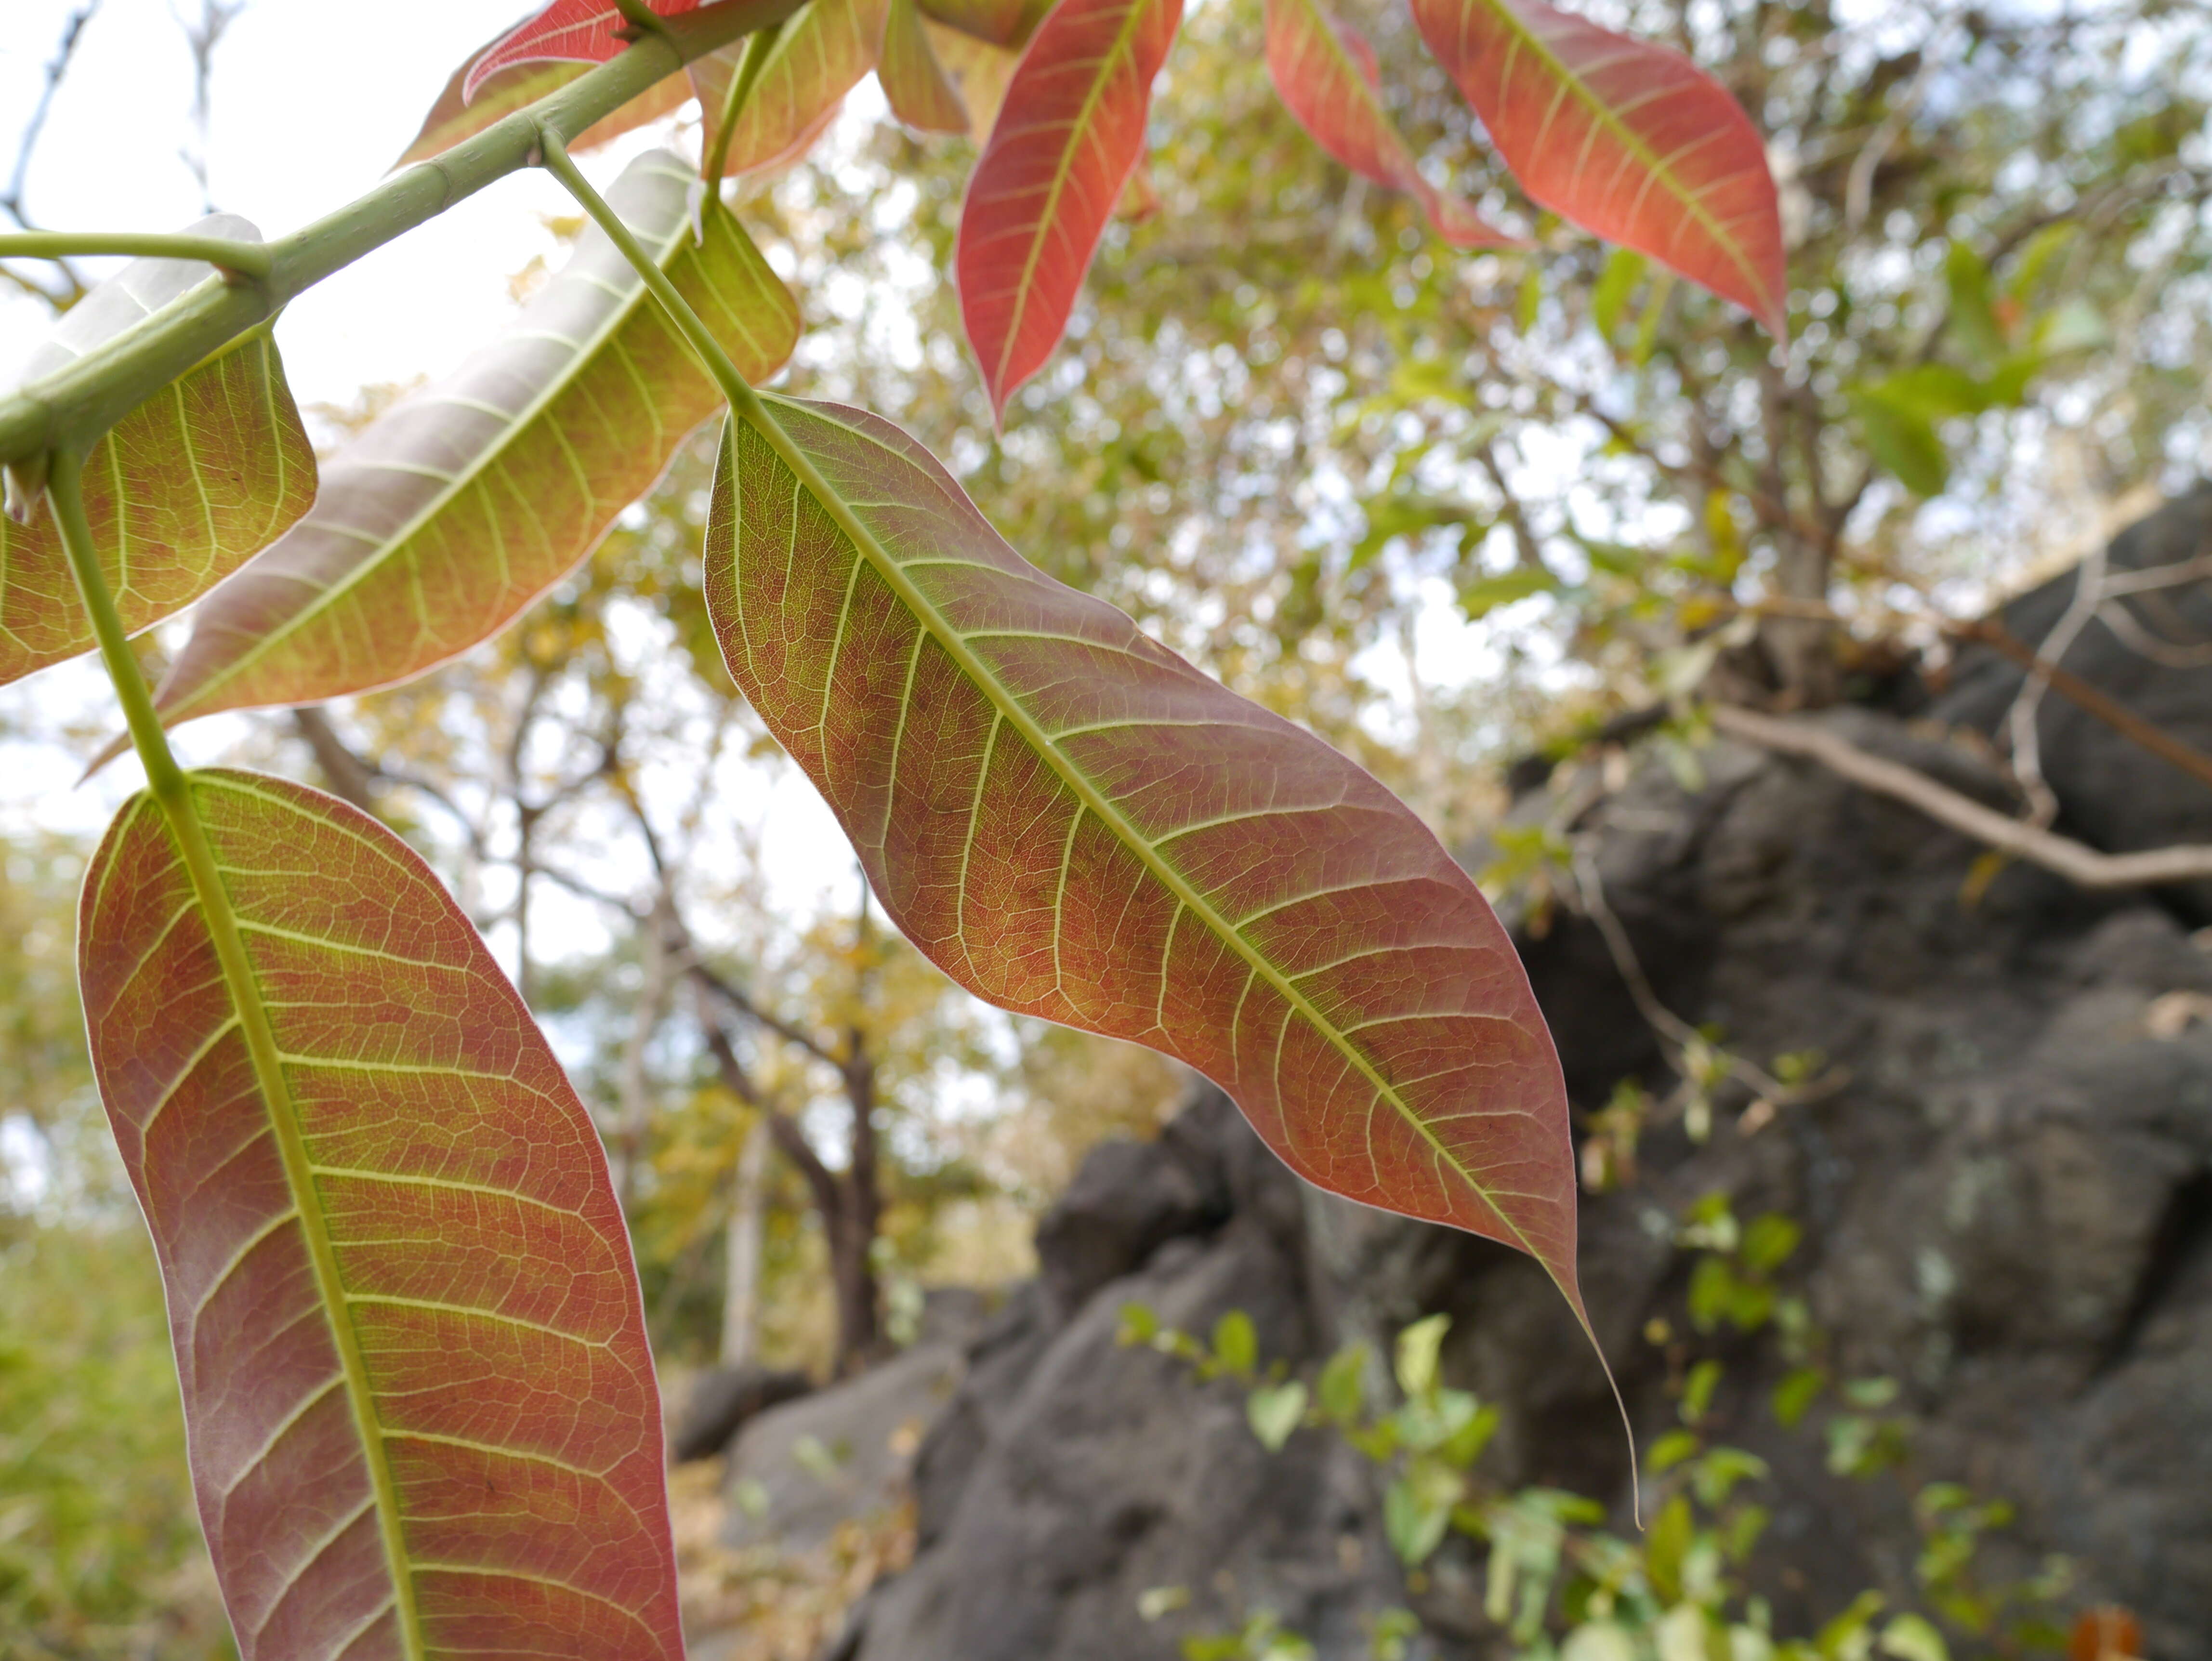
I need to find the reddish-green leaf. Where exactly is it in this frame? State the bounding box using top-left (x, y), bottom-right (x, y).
top-left (702, 0), bottom-right (882, 178)
top-left (398, 26), bottom-right (699, 168)
top-left (0, 221), bottom-right (315, 689)
top-left (465, 0), bottom-right (706, 98)
top-left (79, 769), bottom-right (679, 1659)
top-left (1265, 0), bottom-right (1516, 248)
top-left (141, 152), bottom-right (795, 732)
top-left (956, 0), bottom-right (1183, 421)
top-left (705, 398), bottom-right (1589, 1323)
top-left (880, 0), bottom-right (969, 133)
top-left (1410, 0), bottom-right (1785, 336)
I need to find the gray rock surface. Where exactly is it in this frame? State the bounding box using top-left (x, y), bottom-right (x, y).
top-left (816, 505), bottom-right (2212, 1659)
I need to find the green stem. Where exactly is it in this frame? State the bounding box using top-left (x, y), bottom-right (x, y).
top-left (0, 0), bottom-right (800, 471)
top-left (703, 22), bottom-right (783, 186)
top-left (0, 232), bottom-right (272, 278)
top-left (49, 450), bottom-right (427, 1655)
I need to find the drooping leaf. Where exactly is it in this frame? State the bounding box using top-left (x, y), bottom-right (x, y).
top-left (79, 769), bottom-right (681, 1660)
top-left (880, 0), bottom-right (969, 132)
top-left (701, 0), bottom-right (883, 177)
top-left (465, 0), bottom-right (705, 98)
top-left (0, 219), bottom-right (315, 689)
top-left (923, 23), bottom-right (1023, 142)
top-left (1410, 0), bottom-right (1786, 336)
top-left (142, 151), bottom-right (796, 732)
top-left (1850, 386), bottom-right (1948, 498)
top-left (1264, 0), bottom-right (1516, 248)
top-left (704, 398), bottom-right (1589, 1332)
top-left (918, 0), bottom-right (1050, 47)
top-left (397, 23), bottom-right (699, 168)
top-left (956, 0), bottom-right (1184, 420)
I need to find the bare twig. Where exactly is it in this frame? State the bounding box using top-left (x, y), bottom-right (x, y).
top-left (2003, 537), bottom-right (2107, 826)
top-left (1710, 704), bottom-right (2212, 889)
top-left (173, 0), bottom-right (246, 214)
top-left (1, 0), bottom-right (105, 306)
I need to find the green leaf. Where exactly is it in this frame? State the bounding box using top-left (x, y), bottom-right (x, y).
top-left (1646, 1494), bottom-right (1694, 1605)
top-left (0, 220), bottom-right (315, 689)
top-left (1647, 1428), bottom-right (1701, 1475)
top-left (1877, 1615), bottom-right (1949, 1661)
top-left (144, 151), bottom-right (798, 736)
top-left (1863, 365), bottom-right (1989, 421)
top-left (1592, 247), bottom-right (1647, 341)
top-left (1247, 1381), bottom-right (1309, 1450)
top-left (78, 770), bottom-right (683, 1658)
top-left (1213, 1310), bottom-right (1260, 1376)
top-left (1384, 1466), bottom-right (1460, 1566)
top-left (1851, 389), bottom-right (1949, 498)
top-left (1317, 1342), bottom-right (1369, 1423)
top-left (1395, 1313), bottom-right (1451, 1398)
top-left (1460, 567), bottom-right (1558, 619)
top-left (1771, 1366), bottom-right (1824, 1427)
top-left (1740, 1213), bottom-right (1802, 1274)
top-left (1944, 241), bottom-right (2005, 369)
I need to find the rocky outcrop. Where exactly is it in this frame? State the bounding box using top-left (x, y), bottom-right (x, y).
top-left (803, 501), bottom-right (2212, 1660)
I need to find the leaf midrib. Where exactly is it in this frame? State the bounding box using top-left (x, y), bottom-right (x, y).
top-left (121, 776), bottom-right (425, 1657)
top-left (1474, 0), bottom-right (1764, 309)
top-left (165, 171), bottom-right (694, 721)
top-left (745, 399), bottom-right (1554, 1275)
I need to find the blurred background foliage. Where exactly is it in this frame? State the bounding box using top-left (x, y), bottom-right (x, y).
top-left (2, 0), bottom-right (2206, 1648)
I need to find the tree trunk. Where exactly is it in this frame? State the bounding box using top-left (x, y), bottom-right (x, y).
top-left (829, 1045), bottom-right (883, 1377)
top-left (720, 1114), bottom-right (770, 1369)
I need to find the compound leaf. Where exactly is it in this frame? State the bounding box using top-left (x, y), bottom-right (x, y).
top-left (0, 219), bottom-right (314, 689)
top-left (1410, 0), bottom-right (1786, 336)
top-left (955, 0), bottom-right (1183, 420)
top-left (705, 397), bottom-right (1589, 1328)
top-left (79, 769), bottom-right (680, 1659)
top-left (143, 150), bottom-right (796, 731)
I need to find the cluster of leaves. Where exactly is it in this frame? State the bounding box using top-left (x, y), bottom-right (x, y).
top-left (1122, 1188), bottom-right (2086, 1661)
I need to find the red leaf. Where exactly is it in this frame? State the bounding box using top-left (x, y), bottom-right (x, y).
top-left (705, 397), bottom-right (1595, 1343)
top-left (880, 0), bottom-right (969, 133)
top-left (956, 0), bottom-right (1183, 421)
top-left (466, 0), bottom-right (705, 99)
top-left (1410, 0), bottom-right (1786, 335)
top-left (79, 770), bottom-right (680, 1659)
top-left (1266, 0), bottom-right (1518, 249)
top-left (401, 25), bottom-right (698, 167)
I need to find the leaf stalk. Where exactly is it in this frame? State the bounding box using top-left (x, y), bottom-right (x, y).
top-left (0, 231), bottom-right (272, 278)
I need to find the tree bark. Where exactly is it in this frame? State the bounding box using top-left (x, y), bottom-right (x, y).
top-left (720, 1115), bottom-right (770, 1369)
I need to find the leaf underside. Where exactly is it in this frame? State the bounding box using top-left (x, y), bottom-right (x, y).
top-left (0, 220), bottom-right (316, 689)
top-left (465, 0), bottom-right (706, 99)
top-left (880, 0), bottom-right (970, 133)
top-left (145, 150), bottom-right (797, 731)
top-left (398, 33), bottom-right (699, 168)
top-left (703, 0), bottom-right (882, 178)
top-left (956, 0), bottom-right (1184, 420)
top-left (1411, 0), bottom-right (1786, 335)
top-left (79, 769), bottom-right (680, 1661)
top-left (705, 398), bottom-right (1585, 1308)
top-left (1264, 0), bottom-right (1517, 250)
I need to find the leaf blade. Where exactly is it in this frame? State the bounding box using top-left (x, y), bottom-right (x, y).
top-left (702, 0), bottom-right (883, 178)
top-left (0, 221), bottom-right (316, 689)
top-left (1264, 0), bottom-right (1517, 249)
top-left (955, 0), bottom-right (1184, 420)
top-left (880, 0), bottom-right (969, 133)
top-left (399, 33), bottom-right (698, 168)
top-left (79, 769), bottom-right (680, 1660)
top-left (1411, 0), bottom-right (1785, 334)
top-left (705, 397), bottom-right (1585, 1315)
top-left (146, 151), bottom-right (796, 729)
top-left (465, 0), bottom-right (707, 97)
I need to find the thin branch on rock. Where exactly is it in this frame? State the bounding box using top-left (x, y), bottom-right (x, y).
top-left (1710, 704), bottom-right (2212, 889)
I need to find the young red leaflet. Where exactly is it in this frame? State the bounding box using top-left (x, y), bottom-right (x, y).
top-left (1412, 0), bottom-right (1786, 335)
top-left (466, 0), bottom-right (705, 99)
top-left (1266, 0), bottom-right (1518, 248)
top-left (955, 0), bottom-right (1183, 421)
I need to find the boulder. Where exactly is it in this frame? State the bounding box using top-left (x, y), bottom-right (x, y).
top-left (671, 1365), bottom-right (813, 1464)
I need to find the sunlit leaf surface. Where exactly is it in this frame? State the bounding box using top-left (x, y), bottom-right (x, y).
top-left (0, 219), bottom-right (314, 688)
top-left (145, 151), bottom-right (797, 729)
